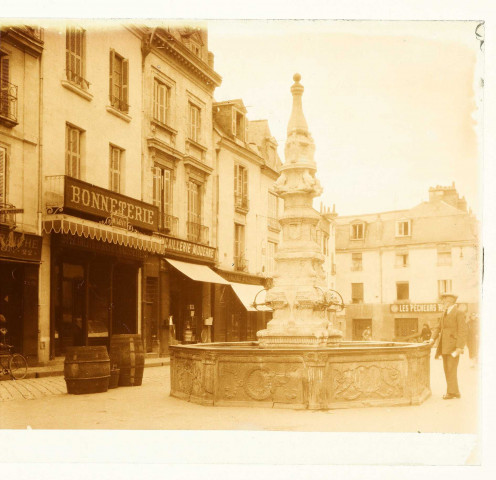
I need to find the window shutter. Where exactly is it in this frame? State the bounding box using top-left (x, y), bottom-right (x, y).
top-left (0, 147), bottom-right (6, 204)
top-left (242, 167), bottom-right (248, 202)
top-left (234, 164), bottom-right (238, 196)
top-left (122, 58), bottom-right (129, 112)
top-left (109, 49), bottom-right (114, 105)
top-left (1, 56), bottom-right (9, 115)
top-left (152, 166), bottom-right (162, 208)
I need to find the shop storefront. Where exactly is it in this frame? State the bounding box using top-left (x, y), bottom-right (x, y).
top-left (213, 270), bottom-right (271, 342)
top-left (43, 176), bottom-right (161, 358)
top-left (0, 228), bottom-right (42, 363)
top-left (155, 236), bottom-right (224, 355)
top-left (343, 302), bottom-right (476, 341)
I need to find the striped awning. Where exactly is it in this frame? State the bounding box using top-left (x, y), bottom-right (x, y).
top-left (43, 214), bottom-right (164, 254)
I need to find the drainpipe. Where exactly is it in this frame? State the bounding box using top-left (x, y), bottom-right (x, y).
top-left (37, 43), bottom-right (45, 361)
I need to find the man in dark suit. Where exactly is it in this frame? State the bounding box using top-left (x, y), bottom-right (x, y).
top-left (428, 293), bottom-right (468, 399)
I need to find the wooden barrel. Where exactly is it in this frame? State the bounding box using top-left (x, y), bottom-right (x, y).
top-left (108, 368), bottom-right (120, 389)
top-left (109, 334), bottom-right (145, 386)
top-left (64, 346), bottom-right (110, 394)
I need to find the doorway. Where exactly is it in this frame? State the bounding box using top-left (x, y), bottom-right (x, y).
top-left (352, 318), bottom-right (372, 341)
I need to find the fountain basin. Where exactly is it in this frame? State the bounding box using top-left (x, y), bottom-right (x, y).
top-left (170, 341), bottom-right (431, 409)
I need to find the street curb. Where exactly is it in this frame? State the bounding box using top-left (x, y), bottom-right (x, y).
top-left (7, 359), bottom-right (171, 381)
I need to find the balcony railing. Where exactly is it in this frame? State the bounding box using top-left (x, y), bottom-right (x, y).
top-left (0, 203), bottom-right (22, 228)
top-left (267, 216), bottom-right (280, 232)
top-left (45, 175), bottom-right (65, 214)
top-left (159, 213), bottom-right (178, 236)
top-left (109, 95), bottom-right (129, 113)
top-left (234, 256), bottom-right (248, 272)
top-left (0, 82), bottom-right (18, 126)
top-left (66, 69), bottom-right (90, 90)
top-left (234, 194), bottom-right (249, 213)
top-left (187, 221), bottom-right (209, 245)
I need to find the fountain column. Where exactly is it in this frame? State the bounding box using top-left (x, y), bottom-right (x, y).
top-left (258, 74), bottom-right (340, 347)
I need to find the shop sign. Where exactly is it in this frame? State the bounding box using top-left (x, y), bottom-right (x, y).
top-left (111, 212), bottom-right (128, 230)
top-left (64, 176), bottom-right (158, 231)
top-left (390, 303), bottom-right (442, 314)
top-left (0, 230), bottom-right (42, 261)
top-left (163, 236), bottom-right (215, 261)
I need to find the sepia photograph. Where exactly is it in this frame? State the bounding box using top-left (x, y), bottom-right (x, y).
top-left (0, 1), bottom-right (493, 476)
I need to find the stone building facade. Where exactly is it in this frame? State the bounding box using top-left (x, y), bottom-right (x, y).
top-left (0, 21), bottom-right (338, 364)
top-left (0, 26), bottom-right (44, 364)
top-left (335, 184), bottom-right (479, 341)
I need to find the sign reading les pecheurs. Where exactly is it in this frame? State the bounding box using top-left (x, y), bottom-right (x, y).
top-left (64, 177), bottom-right (158, 231)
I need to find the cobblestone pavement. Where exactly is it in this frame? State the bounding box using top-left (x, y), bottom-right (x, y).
top-left (0, 376), bottom-right (67, 401)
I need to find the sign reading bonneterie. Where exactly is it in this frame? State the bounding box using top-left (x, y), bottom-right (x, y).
top-left (64, 177), bottom-right (158, 231)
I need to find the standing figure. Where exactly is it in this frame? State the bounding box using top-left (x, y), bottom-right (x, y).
top-left (362, 326), bottom-right (372, 341)
top-left (429, 293), bottom-right (467, 399)
top-left (420, 323), bottom-right (432, 342)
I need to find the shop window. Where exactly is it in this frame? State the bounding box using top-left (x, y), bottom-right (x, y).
top-left (0, 146), bottom-right (6, 205)
top-left (234, 164), bottom-right (248, 211)
top-left (189, 102), bottom-right (201, 143)
top-left (351, 282), bottom-right (364, 304)
top-left (66, 26), bottom-right (89, 89)
top-left (396, 220), bottom-right (411, 237)
top-left (437, 250), bottom-right (452, 266)
top-left (153, 78), bottom-right (169, 125)
top-left (396, 282), bottom-right (409, 301)
top-left (350, 222), bottom-right (364, 240)
top-left (438, 279), bottom-right (452, 296)
top-left (395, 252), bottom-right (409, 267)
top-left (395, 318), bottom-right (418, 338)
top-left (351, 252), bottom-right (362, 271)
top-left (109, 145), bottom-right (124, 193)
top-left (65, 123), bottom-right (83, 179)
top-left (109, 49), bottom-right (129, 113)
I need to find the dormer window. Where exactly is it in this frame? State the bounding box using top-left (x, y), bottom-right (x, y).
top-left (350, 222), bottom-right (365, 240)
top-left (232, 109), bottom-right (245, 141)
top-left (189, 41), bottom-right (201, 58)
top-left (396, 220), bottom-right (411, 237)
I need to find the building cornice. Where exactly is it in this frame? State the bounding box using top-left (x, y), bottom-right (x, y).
top-left (143, 28), bottom-right (222, 93)
top-left (216, 135), bottom-right (264, 167)
top-left (0, 26), bottom-right (44, 57)
top-left (336, 239), bottom-right (479, 253)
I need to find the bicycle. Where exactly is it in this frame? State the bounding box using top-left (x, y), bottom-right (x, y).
top-left (0, 328), bottom-right (28, 380)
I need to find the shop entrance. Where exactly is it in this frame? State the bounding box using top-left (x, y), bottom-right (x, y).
top-left (58, 262), bottom-right (85, 352)
top-left (352, 318), bottom-right (372, 340)
top-left (53, 251), bottom-right (139, 357)
top-left (0, 263), bottom-right (24, 352)
top-left (0, 262), bottom-right (39, 361)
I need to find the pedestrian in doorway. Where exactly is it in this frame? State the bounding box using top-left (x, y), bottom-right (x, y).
top-left (362, 326), bottom-right (372, 341)
top-left (428, 293), bottom-right (467, 399)
top-left (420, 323), bottom-right (432, 342)
top-left (466, 313), bottom-right (479, 367)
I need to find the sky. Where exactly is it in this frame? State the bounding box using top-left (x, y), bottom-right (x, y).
top-left (207, 20), bottom-right (482, 217)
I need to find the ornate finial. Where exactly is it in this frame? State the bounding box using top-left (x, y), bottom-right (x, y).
top-left (287, 73), bottom-right (308, 135)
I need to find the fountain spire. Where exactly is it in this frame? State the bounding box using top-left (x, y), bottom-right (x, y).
top-left (287, 73), bottom-right (309, 136)
top-left (257, 74), bottom-right (341, 347)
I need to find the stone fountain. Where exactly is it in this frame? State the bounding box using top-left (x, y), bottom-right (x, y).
top-left (170, 75), bottom-right (431, 410)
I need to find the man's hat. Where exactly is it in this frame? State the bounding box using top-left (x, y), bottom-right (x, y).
top-left (440, 293), bottom-right (458, 301)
